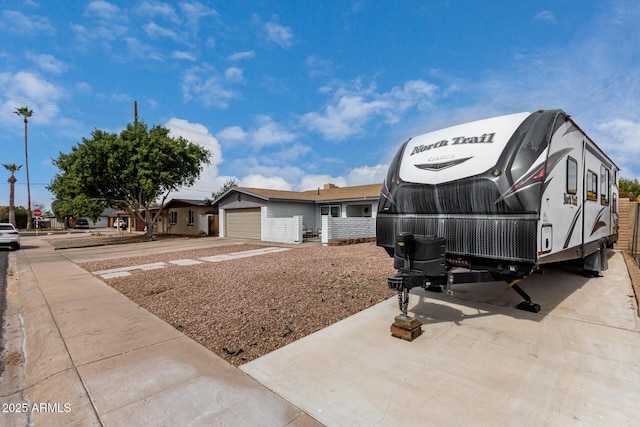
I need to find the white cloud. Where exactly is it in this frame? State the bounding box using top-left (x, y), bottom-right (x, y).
top-left (263, 21), bottom-right (293, 47)
top-left (179, 2), bottom-right (218, 27)
top-left (594, 118), bottom-right (640, 178)
top-left (216, 126), bottom-right (247, 142)
top-left (165, 118), bottom-right (223, 200)
top-left (270, 144), bottom-right (312, 162)
top-left (303, 79), bottom-right (437, 141)
top-left (306, 55), bottom-right (333, 78)
top-left (346, 164), bottom-right (388, 186)
top-left (302, 90), bottom-right (388, 141)
top-left (0, 71), bottom-right (64, 126)
top-left (224, 67), bottom-right (243, 83)
top-left (85, 0), bottom-right (120, 20)
top-left (26, 52), bottom-right (67, 74)
top-left (172, 50), bottom-right (196, 61)
top-left (216, 116), bottom-right (296, 148)
top-left (144, 21), bottom-right (179, 40)
top-left (534, 10), bottom-right (557, 23)
top-left (137, 2), bottom-right (177, 20)
top-left (227, 51), bottom-right (255, 61)
top-left (71, 21), bottom-right (127, 46)
top-left (0, 10), bottom-right (55, 34)
top-left (182, 65), bottom-right (238, 109)
top-left (240, 174), bottom-right (292, 190)
top-left (299, 175), bottom-right (347, 191)
top-left (75, 81), bottom-right (92, 94)
top-left (164, 117), bottom-right (224, 200)
top-left (125, 37), bottom-right (163, 60)
top-left (251, 115), bottom-right (296, 147)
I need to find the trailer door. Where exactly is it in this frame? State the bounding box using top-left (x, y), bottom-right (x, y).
top-left (582, 147), bottom-right (612, 255)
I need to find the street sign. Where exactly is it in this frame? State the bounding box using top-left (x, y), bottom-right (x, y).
top-left (33, 209), bottom-right (42, 217)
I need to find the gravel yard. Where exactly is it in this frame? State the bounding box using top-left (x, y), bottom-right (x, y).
top-left (79, 242), bottom-right (396, 365)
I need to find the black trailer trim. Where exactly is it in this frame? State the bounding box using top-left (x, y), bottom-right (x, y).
top-left (377, 213), bottom-right (538, 263)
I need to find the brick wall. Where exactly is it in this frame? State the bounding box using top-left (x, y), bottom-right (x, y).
top-left (321, 217), bottom-right (375, 245)
top-left (616, 198), bottom-right (631, 250)
top-left (262, 212), bottom-right (303, 244)
top-left (627, 200), bottom-right (640, 253)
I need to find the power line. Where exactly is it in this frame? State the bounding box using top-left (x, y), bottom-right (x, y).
top-left (2, 95), bottom-right (216, 139)
top-left (1, 95), bottom-right (132, 119)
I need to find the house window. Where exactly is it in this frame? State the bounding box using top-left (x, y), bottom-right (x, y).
top-left (600, 165), bottom-right (610, 205)
top-left (169, 211), bottom-right (177, 224)
top-left (566, 157), bottom-right (577, 195)
top-left (188, 210), bottom-right (195, 225)
top-left (321, 205), bottom-right (341, 217)
top-left (586, 170), bottom-right (597, 201)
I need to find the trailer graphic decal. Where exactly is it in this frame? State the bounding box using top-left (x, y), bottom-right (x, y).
top-left (563, 206), bottom-right (582, 249)
top-left (497, 148), bottom-right (572, 202)
top-left (414, 157), bottom-right (472, 171)
top-left (590, 208), bottom-right (607, 236)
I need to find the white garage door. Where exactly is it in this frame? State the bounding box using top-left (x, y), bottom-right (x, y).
top-left (226, 208), bottom-right (261, 239)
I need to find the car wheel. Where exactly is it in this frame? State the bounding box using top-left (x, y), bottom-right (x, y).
top-left (12, 243), bottom-right (20, 250)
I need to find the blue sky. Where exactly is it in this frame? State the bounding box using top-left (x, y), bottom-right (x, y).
top-left (1, 0), bottom-right (639, 210)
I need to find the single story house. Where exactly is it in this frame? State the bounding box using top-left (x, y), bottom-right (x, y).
top-left (214, 183), bottom-right (382, 244)
top-left (153, 198), bottom-right (218, 236)
top-left (72, 208), bottom-right (122, 229)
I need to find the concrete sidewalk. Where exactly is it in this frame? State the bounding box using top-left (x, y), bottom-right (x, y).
top-left (0, 238), bottom-right (321, 426)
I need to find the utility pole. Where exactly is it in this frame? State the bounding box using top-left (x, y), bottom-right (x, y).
top-left (134, 100), bottom-right (138, 125)
top-left (14, 106), bottom-right (33, 230)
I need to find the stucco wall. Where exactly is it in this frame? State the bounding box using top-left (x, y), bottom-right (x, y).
top-left (218, 193), bottom-right (266, 210)
top-left (163, 206), bottom-right (210, 235)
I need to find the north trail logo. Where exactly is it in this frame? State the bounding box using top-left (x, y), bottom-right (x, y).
top-left (410, 132), bottom-right (496, 156)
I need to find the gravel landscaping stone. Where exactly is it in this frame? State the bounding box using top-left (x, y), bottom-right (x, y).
top-left (79, 242), bottom-right (396, 365)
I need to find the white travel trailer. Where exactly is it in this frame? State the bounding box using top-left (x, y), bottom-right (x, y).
top-left (377, 109), bottom-right (620, 312)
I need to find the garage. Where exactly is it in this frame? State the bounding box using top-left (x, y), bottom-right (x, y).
top-left (225, 208), bottom-right (261, 239)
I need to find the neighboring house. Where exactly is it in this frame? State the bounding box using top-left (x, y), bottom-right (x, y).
top-left (214, 183), bottom-right (382, 244)
top-left (153, 199), bottom-right (217, 236)
top-left (72, 209), bottom-right (112, 229)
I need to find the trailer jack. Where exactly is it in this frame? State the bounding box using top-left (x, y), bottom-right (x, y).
top-left (388, 273), bottom-right (423, 341)
top-left (508, 279), bottom-right (541, 313)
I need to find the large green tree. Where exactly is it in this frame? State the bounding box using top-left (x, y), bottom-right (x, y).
top-left (49, 122), bottom-right (211, 238)
top-left (210, 177), bottom-right (239, 201)
top-left (620, 177), bottom-right (640, 200)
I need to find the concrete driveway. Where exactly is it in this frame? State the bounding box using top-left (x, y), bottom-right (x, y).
top-left (242, 251), bottom-right (640, 426)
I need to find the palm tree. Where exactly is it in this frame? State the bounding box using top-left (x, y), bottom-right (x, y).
top-left (14, 106), bottom-right (33, 230)
top-left (3, 163), bottom-right (22, 227)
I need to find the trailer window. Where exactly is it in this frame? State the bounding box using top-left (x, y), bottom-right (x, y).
top-left (566, 157), bottom-right (578, 195)
top-left (586, 170), bottom-right (597, 201)
top-left (600, 165), bottom-right (610, 205)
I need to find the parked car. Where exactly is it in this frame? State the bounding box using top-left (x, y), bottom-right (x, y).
top-left (0, 223), bottom-right (20, 250)
top-left (73, 218), bottom-right (90, 229)
top-left (113, 219), bottom-right (127, 229)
